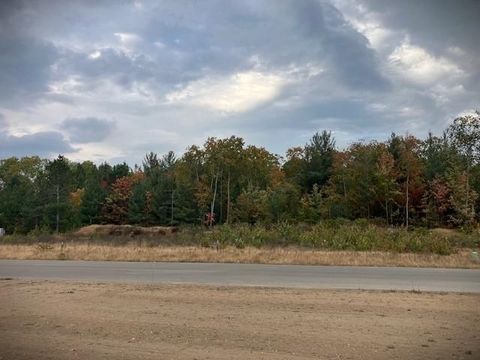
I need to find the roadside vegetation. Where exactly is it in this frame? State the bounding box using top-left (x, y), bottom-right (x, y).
top-left (192, 221), bottom-right (480, 255)
top-left (0, 112), bottom-right (479, 265)
top-left (1, 221), bottom-right (479, 267)
top-left (0, 243), bottom-right (478, 269)
top-left (1, 220), bottom-right (479, 254)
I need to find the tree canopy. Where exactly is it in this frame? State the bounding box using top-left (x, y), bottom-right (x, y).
top-left (0, 113), bottom-right (479, 233)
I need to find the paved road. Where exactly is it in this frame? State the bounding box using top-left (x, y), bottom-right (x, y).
top-left (1, 260), bottom-right (479, 293)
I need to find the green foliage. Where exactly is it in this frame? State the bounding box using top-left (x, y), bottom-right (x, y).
top-left (234, 187), bottom-right (267, 224)
top-left (265, 182), bottom-right (301, 223)
top-left (0, 174), bottom-right (34, 233)
top-left (304, 130), bottom-right (335, 191)
top-left (128, 180), bottom-right (151, 225)
top-left (102, 173), bottom-right (143, 224)
top-left (199, 224), bottom-right (276, 248)
top-left (0, 113), bottom-right (479, 235)
top-left (284, 131), bottom-right (335, 192)
top-left (448, 111), bottom-right (480, 165)
top-left (80, 177), bottom-right (106, 225)
top-left (2, 221), bottom-right (478, 256)
top-left (186, 222), bottom-right (476, 255)
top-left (300, 184), bottom-right (325, 222)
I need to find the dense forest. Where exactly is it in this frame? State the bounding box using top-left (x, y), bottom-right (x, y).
top-left (0, 112), bottom-right (479, 234)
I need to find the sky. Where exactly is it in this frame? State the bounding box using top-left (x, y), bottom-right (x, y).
top-left (0, 0), bottom-right (479, 164)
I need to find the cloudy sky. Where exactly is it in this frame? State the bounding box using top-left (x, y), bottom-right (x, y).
top-left (0, 0), bottom-right (479, 164)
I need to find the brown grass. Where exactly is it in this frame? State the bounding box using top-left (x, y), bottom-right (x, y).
top-left (74, 224), bottom-right (177, 236)
top-left (0, 243), bottom-right (479, 268)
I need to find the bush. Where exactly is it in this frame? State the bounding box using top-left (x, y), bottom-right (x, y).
top-left (4, 221), bottom-right (477, 256)
top-left (188, 221), bottom-right (461, 254)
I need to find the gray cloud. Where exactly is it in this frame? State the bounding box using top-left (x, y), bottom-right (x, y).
top-left (138, 0), bottom-right (389, 90)
top-left (61, 117), bottom-right (116, 143)
top-left (0, 0), bottom-right (478, 163)
top-left (58, 49), bottom-right (153, 89)
top-left (0, 36), bottom-right (58, 107)
top-left (0, 131), bottom-right (75, 158)
top-left (360, 0), bottom-right (480, 57)
top-left (359, 0), bottom-right (480, 96)
top-left (0, 0), bottom-right (391, 108)
top-left (0, 113), bottom-right (6, 130)
top-left (288, 1), bottom-right (389, 90)
top-left (0, 0), bottom-right (387, 99)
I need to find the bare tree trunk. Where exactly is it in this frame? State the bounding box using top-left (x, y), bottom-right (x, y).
top-left (465, 166), bottom-right (472, 219)
top-left (170, 189), bottom-right (174, 225)
top-left (219, 175), bottom-right (223, 223)
top-left (210, 172), bottom-right (219, 227)
top-left (406, 173), bottom-right (409, 229)
top-left (390, 203), bottom-right (393, 225)
top-left (385, 199), bottom-right (389, 225)
top-left (226, 171), bottom-right (231, 224)
top-left (209, 173), bottom-right (214, 192)
top-left (56, 184), bottom-right (60, 234)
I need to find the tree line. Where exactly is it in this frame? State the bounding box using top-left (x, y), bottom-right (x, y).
top-left (0, 112), bottom-right (479, 234)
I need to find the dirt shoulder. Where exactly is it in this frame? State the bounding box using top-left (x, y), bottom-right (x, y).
top-left (0, 243), bottom-right (479, 268)
top-left (1, 280), bottom-right (479, 360)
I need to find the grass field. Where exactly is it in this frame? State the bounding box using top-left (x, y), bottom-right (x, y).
top-left (1, 222), bottom-right (479, 267)
top-left (1, 243), bottom-right (479, 268)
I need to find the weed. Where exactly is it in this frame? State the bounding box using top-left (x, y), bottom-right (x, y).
top-left (36, 243), bottom-right (53, 251)
top-left (2, 220), bottom-right (478, 256)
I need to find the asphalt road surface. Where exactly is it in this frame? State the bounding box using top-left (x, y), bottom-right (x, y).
top-left (1, 260), bottom-right (479, 293)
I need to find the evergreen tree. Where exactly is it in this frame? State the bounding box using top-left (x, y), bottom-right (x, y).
top-left (304, 131), bottom-right (335, 191)
top-left (81, 178), bottom-right (106, 225)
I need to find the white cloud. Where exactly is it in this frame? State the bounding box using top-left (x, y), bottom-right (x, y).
top-left (165, 71), bottom-right (289, 114)
top-left (348, 18), bottom-right (392, 49)
top-left (447, 47), bottom-right (466, 57)
top-left (88, 50), bottom-right (102, 59)
top-left (331, 0), bottom-right (394, 50)
top-left (430, 84), bottom-right (466, 106)
top-left (65, 142), bottom-right (122, 163)
top-left (133, 1), bottom-right (143, 10)
top-left (49, 76), bottom-right (84, 95)
top-left (49, 76), bottom-right (156, 105)
top-left (388, 40), bottom-right (464, 86)
top-left (367, 103), bottom-right (388, 112)
top-left (114, 32), bottom-right (142, 51)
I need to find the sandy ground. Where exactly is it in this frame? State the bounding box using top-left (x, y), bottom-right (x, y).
top-left (0, 280), bottom-right (479, 360)
top-left (1, 244), bottom-right (479, 268)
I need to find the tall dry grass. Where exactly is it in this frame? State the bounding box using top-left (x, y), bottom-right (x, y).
top-left (0, 243), bottom-right (478, 268)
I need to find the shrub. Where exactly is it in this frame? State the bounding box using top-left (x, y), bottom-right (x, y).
top-left (6, 221), bottom-right (476, 256)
